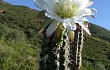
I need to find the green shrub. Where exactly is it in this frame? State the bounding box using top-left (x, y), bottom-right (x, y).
top-left (0, 40), bottom-right (40, 70)
top-left (92, 61), bottom-right (107, 70)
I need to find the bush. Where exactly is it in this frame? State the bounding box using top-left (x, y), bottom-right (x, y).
top-left (92, 61), bottom-right (107, 70)
top-left (0, 40), bottom-right (40, 70)
top-left (5, 28), bottom-right (26, 43)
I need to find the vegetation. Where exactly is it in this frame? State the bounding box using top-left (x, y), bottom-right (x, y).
top-left (0, 2), bottom-right (110, 70)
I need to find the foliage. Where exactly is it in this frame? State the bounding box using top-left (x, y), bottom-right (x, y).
top-left (92, 61), bottom-right (107, 70)
top-left (0, 40), bottom-right (40, 70)
top-left (90, 23), bottom-right (110, 42)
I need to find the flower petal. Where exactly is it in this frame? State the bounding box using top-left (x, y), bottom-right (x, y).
top-left (62, 19), bottom-right (76, 30)
top-left (71, 16), bottom-right (88, 23)
top-left (34, 0), bottom-right (45, 10)
top-left (86, 1), bottom-right (94, 7)
top-left (44, 0), bottom-right (59, 16)
top-left (45, 0), bottom-right (57, 9)
top-left (76, 8), bottom-right (97, 17)
top-left (46, 20), bottom-right (59, 37)
top-left (45, 12), bottom-right (63, 22)
top-left (78, 0), bottom-right (89, 9)
top-left (44, 5), bottom-right (56, 15)
top-left (38, 18), bottom-right (53, 34)
top-left (78, 22), bottom-right (91, 35)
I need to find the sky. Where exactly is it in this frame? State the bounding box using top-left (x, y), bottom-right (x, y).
top-left (3, 0), bottom-right (110, 30)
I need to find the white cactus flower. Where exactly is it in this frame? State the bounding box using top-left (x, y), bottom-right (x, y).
top-left (34, 0), bottom-right (96, 36)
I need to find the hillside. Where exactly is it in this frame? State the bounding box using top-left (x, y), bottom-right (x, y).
top-left (90, 23), bottom-right (110, 42)
top-left (0, 3), bottom-right (110, 70)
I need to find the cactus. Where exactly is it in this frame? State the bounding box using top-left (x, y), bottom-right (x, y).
top-left (39, 29), bottom-right (57, 70)
top-left (38, 11), bottom-right (84, 70)
top-left (39, 25), bottom-right (84, 70)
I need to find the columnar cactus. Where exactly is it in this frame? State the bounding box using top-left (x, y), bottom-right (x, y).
top-left (35, 0), bottom-right (96, 69)
top-left (68, 26), bottom-right (84, 70)
top-left (39, 25), bottom-right (84, 70)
